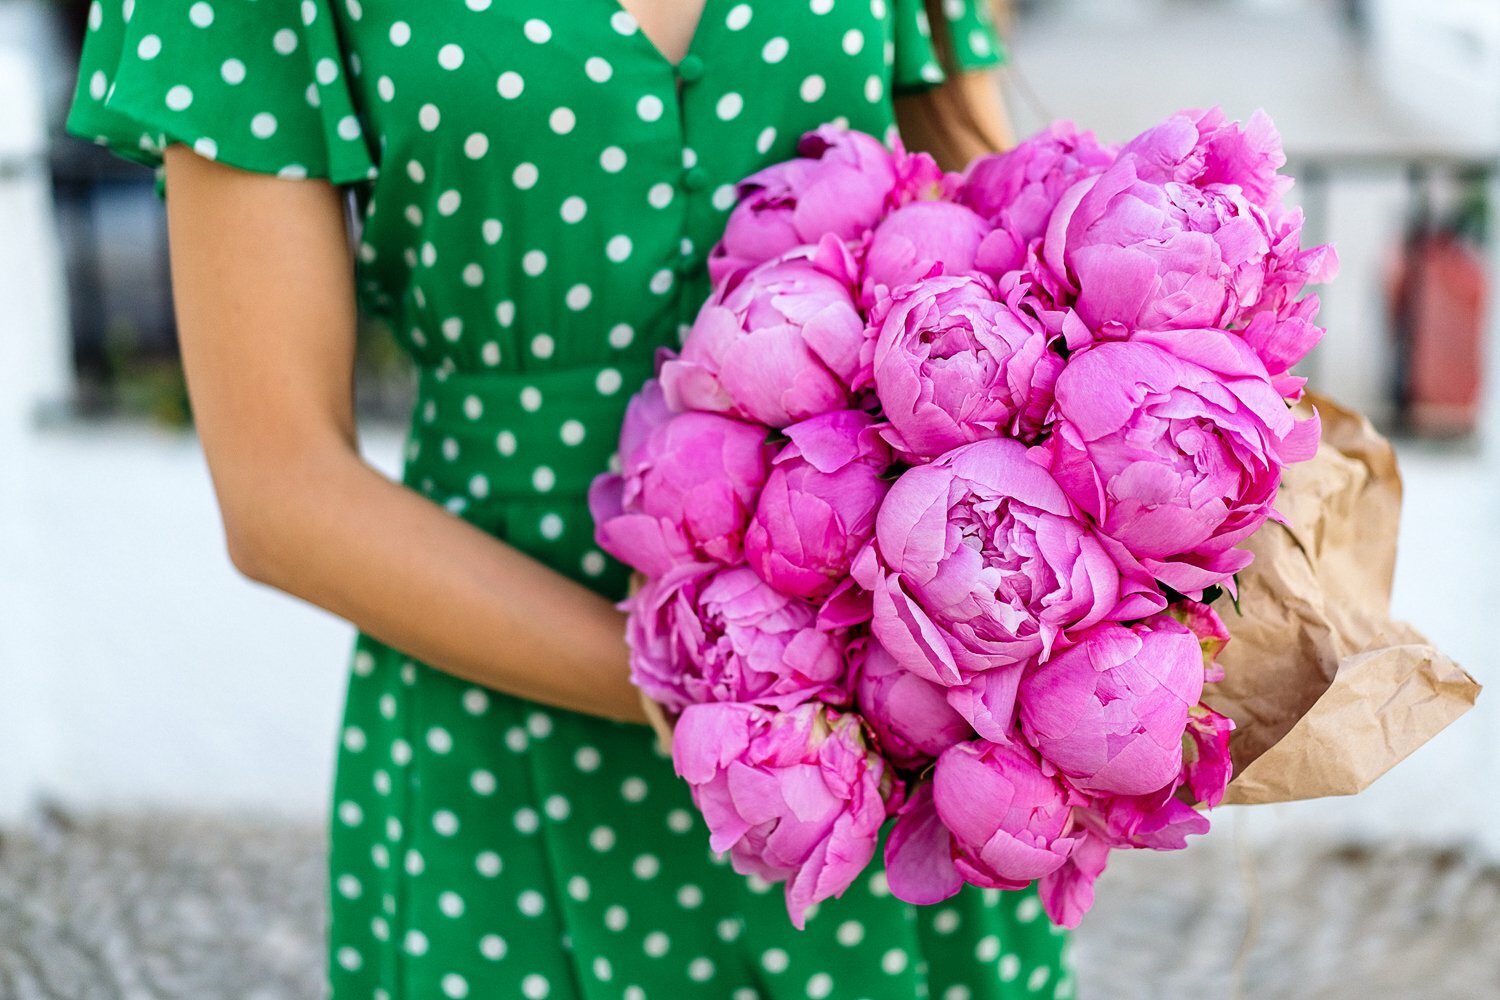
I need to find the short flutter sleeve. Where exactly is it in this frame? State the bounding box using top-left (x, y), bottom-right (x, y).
top-left (64, 0), bottom-right (378, 202)
top-left (892, 0), bottom-right (1009, 96)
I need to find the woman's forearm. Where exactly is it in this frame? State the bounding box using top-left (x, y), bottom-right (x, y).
top-left (231, 442), bottom-right (651, 726)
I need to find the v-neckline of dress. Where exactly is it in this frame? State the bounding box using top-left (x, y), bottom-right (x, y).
top-left (609, 0), bottom-right (717, 73)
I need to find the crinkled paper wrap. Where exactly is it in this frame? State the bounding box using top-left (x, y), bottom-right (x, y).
top-left (1209, 389), bottom-right (1481, 805)
top-left (622, 390), bottom-right (1482, 804)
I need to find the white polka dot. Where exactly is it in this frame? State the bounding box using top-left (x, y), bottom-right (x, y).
top-left (837, 920), bottom-right (864, 946)
top-left (843, 28), bottom-right (865, 54)
top-left (688, 957), bottom-right (715, 981)
top-left (482, 219), bottom-right (503, 244)
top-left (800, 74), bottom-right (826, 102)
top-left (404, 849), bottom-right (424, 875)
top-left (522, 250), bottom-right (547, 275)
top-left (573, 745), bottom-right (600, 771)
top-left (544, 793), bottom-right (571, 820)
top-left (596, 368), bottom-right (623, 395)
top-left (337, 946), bottom-right (362, 971)
top-left (581, 551), bottom-right (607, 576)
top-left (343, 726), bottom-right (367, 752)
top-left (677, 884), bottom-right (703, 909)
top-left (419, 103), bottom-right (440, 130)
top-left (807, 973), bottom-right (834, 999)
top-left (717, 918), bottom-right (741, 942)
top-left (608, 323), bottom-right (634, 349)
top-left (1017, 894), bottom-right (1043, 923)
top-left (585, 56), bottom-right (613, 82)
top-left (666, 808), bottom-right (693, 834)
top-left (977, 935), bottom-right (1002, 963)
top-left (531, 333), bottom-right (555, 359)
top-left (337, 115), bottom-right (361, 141)
top-left (465, 132), bottom-right (490, 158)
top-left (470, 769), bottom-right (497, 795)
top-left (438, 190), bottom-right (462, 215)
top-left (559, 420), bottom-right (586, 446)
top-left (441, 973), bottom-right (469, 999)
top-left (480, 933), bottom-right (507, 959)
top-left (251, 112), bottom-right (278, 138)
top-left (756, 127), bottom-right (779, 156)
top-left (389, 21), bottom-right (410, 45)
top-left (476, 850), bottom-right (503, 877)
top-left (560, 196), bottom-right (587, 223)
top-left (135, 32), bottom-right (162, 59)
top-left (403, 928), bottom-right (428, 956)
top-left (338, 873), bottom-right (362, 899)
top-left (882, 949), bottom-right (908, 974)
top-left (188, 2), bottom-right (213, 26)
top-left (522, 974), bottom-right (550, 999)
top-left (712, 185), bottom-right (738, 212)
top-left (590, 825), bottom-right (616, 852)
top-left (868, 871), bottom-right (890, 897)
top-left (391, 739), bottom-right (412, 765)
top-left (1029, 966), bottom-right (1052, 991)
top-left (496, 300), bottom-right (516, 326)
top-left (438, 43), bottom-right (464, 69)
top-left (716, 92), bottom-right (743, 120)
top-left (761, 36), bottom-right (789, 64)
top-left (515, 808), bottom-right (540, 834)
top-left (632, 853), bottom-right (660, 879)
top-left (934, 908), bottom-right (961, 934)
top-left (518, 888), bottom-right (546, 914)
top-left (513, 162), bottom-right (539, 189)
top-left (523, 18), bottom-right (551, 42)
top-left (611, 10), bottom-right (638, 34)
top-left (600, 146), bottom-right (627, 172)
top-left (643, 931), bottom-right (670, 957)
top-left (866, 74), bottom-right (884, 102)
top-left (762, 948), bottom-right (788, 974)
top-left (549, 107), bottom-right (576, 134)
top-left (811, 0), bottom-right (833, 11)
top-left (944, 988), bottom-right (973, 1000)
top-left (532, 466), bottom-right (556, 492)
top-left (497, 71), bottom-right (525, 98)
top-left (647, 182), bottom-right (674, 209)
top-left (377, 75), bottom-right (394, 100)
top-left (637, 94), bottom-right (664, 122)
top-left (566, 284), bottom-right (593, 310)
top-left (164, 85), bottom-right (192, 111)
top-left (272, 26), bottom-right (300, 54)
top-left (439, 889), bottom-right (465, 916)
top-left (649, 269), bottom-right (674, 294)
top-left (540, 512), bottom-right (565, 539)
top-left (433, 810), bottom-right (459, 836)
top-left (496, 430), bottom-right (518, 456)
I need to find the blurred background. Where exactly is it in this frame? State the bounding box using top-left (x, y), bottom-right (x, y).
top-left (4, 0), bottom-right (1498, 996)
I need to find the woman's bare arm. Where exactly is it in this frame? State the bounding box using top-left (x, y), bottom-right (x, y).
top-left (160, 145), bottom-right (651, 726)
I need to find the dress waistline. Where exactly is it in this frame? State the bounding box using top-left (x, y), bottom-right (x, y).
top-left (405, 361), bottom-right (655, 502)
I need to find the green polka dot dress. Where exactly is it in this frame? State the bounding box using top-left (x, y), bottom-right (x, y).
top-left (66, 1), bottom-right (1075, 996)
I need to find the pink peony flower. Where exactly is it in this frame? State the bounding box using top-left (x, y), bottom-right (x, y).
top-left (745, 410), bottom-right (894, 600)
top-left (1036, 829), bottom-right (1111, 929)
top-left (1041, 327), bottom-right (1321, 597)
top-left (850, 437), bottom-right (1164, 742)
top-left (861, 274), bottom-right (1064, 458)
top-left (853, 637), bottom-right (973, 770)
top-left (961, 121), bottom-right (1118, 276)
top-left (1038, 109), bottom-right (1338, 355)
top-left (1167, 598), bottom-right (1232, 682)
top-left (1019, 616), bottom-right (1205, 796)
top-left (662, 235), bottom-right (866, 428)
top-left (933, 740), bottom-right (1076, 890)
top-left (623, 562), bottom-right (850, 714)
top-left (672, 701), bottom-right (894, 928)
top-left (860, 199), bottom-right (991, 298)
top-left (1183, 703), bottom-right (1236, 807)
top-left (708, 124), bottom-right (944, 284)
top-left (589, 380), bottom-right (776, 576)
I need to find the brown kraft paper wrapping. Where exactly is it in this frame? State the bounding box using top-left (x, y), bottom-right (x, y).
top-left (1208, 389), bottom-right (1481, 805)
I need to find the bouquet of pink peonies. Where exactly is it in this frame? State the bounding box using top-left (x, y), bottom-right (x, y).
top-left (590, 109), bottom-right (1342, 929)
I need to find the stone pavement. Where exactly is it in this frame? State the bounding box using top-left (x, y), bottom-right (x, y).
top-left (2, 810), bottom-right (1497, 999)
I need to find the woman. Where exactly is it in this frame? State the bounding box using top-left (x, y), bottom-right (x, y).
top-left (65, 0), bottom-right (1073, 995)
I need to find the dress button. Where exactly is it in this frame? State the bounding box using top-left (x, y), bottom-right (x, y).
top-left (676, 54), bottom-right (705, 83)
top-left (682, 166), bottom-right (709, 192)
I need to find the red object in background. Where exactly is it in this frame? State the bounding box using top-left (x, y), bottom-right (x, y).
top-left (1387, 231), bottom-right (1489, 437)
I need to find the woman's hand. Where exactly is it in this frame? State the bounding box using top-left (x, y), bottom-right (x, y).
top-left (160, 145), bottom-right (652, 726)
